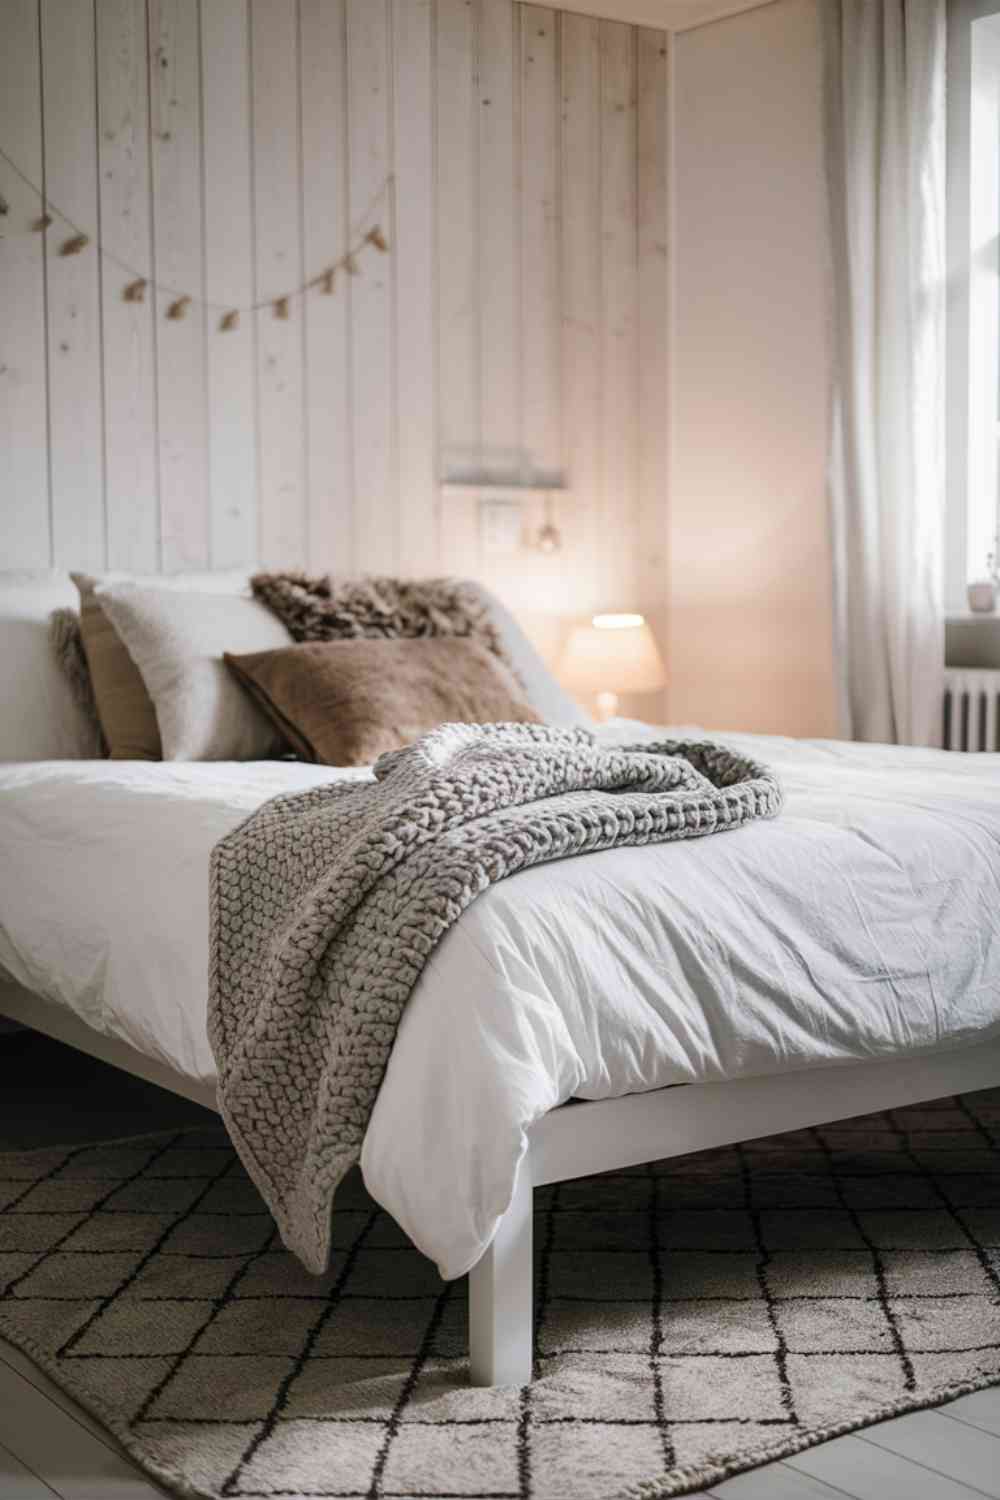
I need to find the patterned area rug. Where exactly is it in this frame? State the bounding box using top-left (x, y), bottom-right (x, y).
top-left (1, 1090), bottom-right (1000, 1500)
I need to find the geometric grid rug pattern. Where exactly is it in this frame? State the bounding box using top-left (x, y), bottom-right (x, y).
top-left (1, 1088), bottom-right (999, 1500)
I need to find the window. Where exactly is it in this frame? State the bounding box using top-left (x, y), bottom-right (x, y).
top-left (947, 4), bottom-right (1000, 609)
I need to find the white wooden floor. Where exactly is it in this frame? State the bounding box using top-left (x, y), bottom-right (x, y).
top-left (1, 1334), bottom-right (999, 1500)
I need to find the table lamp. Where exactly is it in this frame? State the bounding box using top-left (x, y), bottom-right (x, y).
top-left (559, 612), bottom-right (665, 721)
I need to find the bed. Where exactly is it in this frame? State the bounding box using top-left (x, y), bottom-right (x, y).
top-left (3, 728), bottom-right (1000, 1386)
top-left (3, 568), bottom-right (1000, 1386)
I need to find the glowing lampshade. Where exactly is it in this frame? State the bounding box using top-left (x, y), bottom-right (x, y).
top-left (559, 613), bottom-right (665, 721)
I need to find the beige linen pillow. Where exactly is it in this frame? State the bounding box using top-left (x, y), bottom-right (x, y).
top-left (71, 570), bottom-right (255, 759)
top-left (97, 585), bottom-right (292, 761)
top-left (224, 637), bottom-right (541, 767)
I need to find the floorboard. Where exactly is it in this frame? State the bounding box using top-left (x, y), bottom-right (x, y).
top-left (0, 1338), bottom-right (126, 1454)
top-left (785, 1429), bottom-right (995, 1500)
top-left (0, 1440), bottom-right (60, 1500)
top-left (945, 1387), bottom-right (1000, 1439)
top-left (0, 1343), bottom-right (167, 1500)
top-left (709, 1458), bottom-right (856, 1497)
top-left (858, 1408), bottom-right (1000, 1497)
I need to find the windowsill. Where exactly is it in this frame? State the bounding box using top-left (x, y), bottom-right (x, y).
top-left (946, 611), bottom-right (1000, 669)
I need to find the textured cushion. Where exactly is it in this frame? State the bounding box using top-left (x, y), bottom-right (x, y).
top-left (71, 570), bottom-right (255, 759)
top-left (249, 571), bottom-right (592, 728)
top-left (224, 637), bottom-right (541, 766)
top-left (0, 570), bottom-right (103, 761)
top-left (96, 586), bottom-right (292, 761)
top-left (250, 572), bottom-right (508, 651)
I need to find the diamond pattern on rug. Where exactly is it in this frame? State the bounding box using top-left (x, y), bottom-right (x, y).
top-left (0, 1092), bottom-right (999, 1500)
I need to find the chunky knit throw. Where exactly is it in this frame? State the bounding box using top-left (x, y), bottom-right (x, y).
top-left (208, 723), bottom-right (782, 1273)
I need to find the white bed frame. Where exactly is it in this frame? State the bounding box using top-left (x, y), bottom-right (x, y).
top-left (4, 976), bottom-right (1000, 1388)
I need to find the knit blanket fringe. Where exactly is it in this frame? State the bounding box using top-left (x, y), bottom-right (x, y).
top-left (208, 723), bottom-right (782, 1273)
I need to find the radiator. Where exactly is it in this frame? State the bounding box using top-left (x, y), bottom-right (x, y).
top-left (943, 668), bottom-right (1000, 750)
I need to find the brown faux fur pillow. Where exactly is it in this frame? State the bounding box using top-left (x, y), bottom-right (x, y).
top-left (250, 571), bottom-right (514, 670)
top-left (224, 637), bottom-right (541, 767)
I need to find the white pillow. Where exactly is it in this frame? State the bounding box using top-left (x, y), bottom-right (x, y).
top-left (72, 567), bottom-right (256, 604)
top-left (96, 585), bottom-right (293, 761)
top-left (70, 568), bottom-right (262, 761)
top-left (0, 570), bottom-right (103, 761)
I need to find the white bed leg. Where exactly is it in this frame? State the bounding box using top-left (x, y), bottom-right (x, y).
top-left (468, 1158), bottom-right (534, 1386)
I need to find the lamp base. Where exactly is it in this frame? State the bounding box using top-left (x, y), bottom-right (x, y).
top-left (595, 691), bottom-right (619, 723)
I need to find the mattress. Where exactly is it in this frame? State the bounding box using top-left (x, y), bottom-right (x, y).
top-left (1, 727), bottom-right (999, 1278)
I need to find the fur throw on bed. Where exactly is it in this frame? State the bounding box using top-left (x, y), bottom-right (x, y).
top-left (209, 722), bottom-right (782, 1273)
top-left (250, 570), bottom-right (514, 670)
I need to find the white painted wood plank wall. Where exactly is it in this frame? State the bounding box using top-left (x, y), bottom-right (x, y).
top-left (1, 0), bottom-right (669, 653)
top-left (40, 0), bottom-right (105, 571)
top-left (301, 0), bottom-right (353, 574)
top-left (96, 0), bottom-right (160, 575)
top-left (201, 0), bottom-right (257, 571)
top-left (391, 0), bottom-right (437, 578)
top-left (251, 0), bottom-right (307, 570)
top-left (1, 0), bottom-right (50, 568)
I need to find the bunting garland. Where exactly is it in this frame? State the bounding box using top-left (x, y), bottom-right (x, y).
top-left (59, 232), bottom-right (89, 257)
top-left (0, 142), bottom-right (390, 329)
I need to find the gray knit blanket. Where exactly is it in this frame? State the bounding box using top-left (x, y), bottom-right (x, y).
top-left (208, 723), bottom-right (782, 1272)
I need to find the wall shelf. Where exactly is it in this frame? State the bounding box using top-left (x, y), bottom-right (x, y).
top-left (440, 482), bottom-right (568, 504)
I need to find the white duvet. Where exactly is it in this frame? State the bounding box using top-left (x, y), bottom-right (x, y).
top-left (2, 727), bottom-right (1000, 1278)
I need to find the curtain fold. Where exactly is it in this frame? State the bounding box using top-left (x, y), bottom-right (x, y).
top-left (823, 0), bottom-right (947, 745)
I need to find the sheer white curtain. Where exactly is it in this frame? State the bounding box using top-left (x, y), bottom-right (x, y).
top-left (823, 0), bottom-right (947, 745)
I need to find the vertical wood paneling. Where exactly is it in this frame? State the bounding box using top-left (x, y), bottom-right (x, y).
top-left (149, 0), bottom-right (208, 571)
top-left (435, 0), bottom-right (479, 574)
top-left (559, 11), bottom-right (602, 615)
top-left (0, 0), bottom-right (50, 566)
top-left (475, 0), bottom-right (521, 603)
top-left (251, 0), bottom-right (306, 568)
top-left (347, 0), bottom-right (396, 575)
top-left (508, 4), bottom-right (562, 615)
top-left (300, 0), bottom-right (352, 575)
top-left (636, 27), bottom-right (669, 712)
top-left (40, 0), bottom-right (105, 569)
top-left (392, 0), bottom-right (437, 577)
top-left (520, 6), bottom-right (560, 485)
top-left (599, 20), bottom-right (638, 609)
top-left (95, 0), bottom-right (159, 573)
top-left (479, 0), bottom-right (518, 480)
top-left (3, 0), bottom-right (668, 647)
top-left (201, 0), bottom-right (257, 569)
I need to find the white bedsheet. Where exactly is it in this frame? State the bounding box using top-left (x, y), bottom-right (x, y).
top-left (2, 728), bottom-right (999, 1279)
